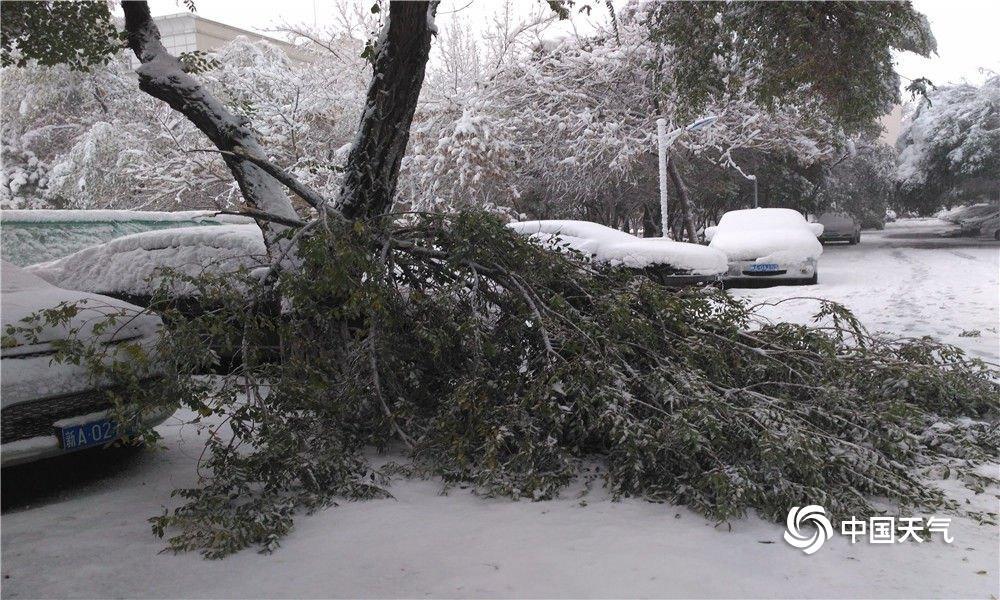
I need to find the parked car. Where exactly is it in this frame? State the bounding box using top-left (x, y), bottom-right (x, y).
top-left (1, 262), bottom-right (172, 467)
top-left (24, 224), bottom-right (267, 305)
top-left (816, 211), bottom-right (861, 244)
top-left (979, 212), bottom-right (1000, 240)
top-left (705, 208), bottom-right (824, 286)
top-left (0, 209), bottom-right (251, 267)
top-left (507, 220), bottom-right (728, 286)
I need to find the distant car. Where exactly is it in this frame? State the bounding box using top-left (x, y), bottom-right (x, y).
top-left (1, 262), bottom-right (171, 467)
top-left (979, 212), bottom-right (1000, 240)
top-left (507, 220), bottom-right (728, 286)
top-left (705, 208), bottom-right (824, 286)
top-left (816, 211), bottom-right (861, 244)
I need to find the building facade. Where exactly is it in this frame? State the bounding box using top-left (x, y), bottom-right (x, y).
top-left (136, 13), bottom-right (314, 63)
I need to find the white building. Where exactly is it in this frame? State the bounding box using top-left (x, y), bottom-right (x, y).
top-left (133, 12), bottom-right (314, 63)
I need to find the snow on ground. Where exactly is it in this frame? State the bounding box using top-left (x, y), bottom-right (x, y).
top-left (722, 216), bottom-right (998, 592)
top-left (2, 218), bottom-right (998, 599)
top-left (734, 218), bottom-right (1000, 363)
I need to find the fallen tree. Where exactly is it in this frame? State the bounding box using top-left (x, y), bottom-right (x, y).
top-left (15, 211), bottom-right (994, 558)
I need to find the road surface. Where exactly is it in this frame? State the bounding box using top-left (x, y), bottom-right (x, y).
top-left (735, 218), bottom-right (999, 363)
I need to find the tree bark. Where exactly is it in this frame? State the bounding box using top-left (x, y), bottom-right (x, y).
top-left (641, 201), bottom-right (661, 237)
top-left (666, 156), bottom-right (699, 243)
top-left (121, 1), bottom-right (301, 257)
top-left (336, 1), bottom-right (438, 220)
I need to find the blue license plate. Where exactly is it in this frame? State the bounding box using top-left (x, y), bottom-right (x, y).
top-left (58, 418), bottom-right (120, 451)
top-left (748, 263), bottom-right (780, 272)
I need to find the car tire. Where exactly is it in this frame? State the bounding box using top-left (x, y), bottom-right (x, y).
top-left (805, 272), bottom-right (818, 285)
top-left (994, 230), bottom-right (999, 241)
top-left (849, 233), bottom-right (859, 245)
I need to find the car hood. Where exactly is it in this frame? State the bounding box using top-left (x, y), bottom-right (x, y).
top-left (1, 263), bottom-right (163, 408)
top-left (709, 228), bottom-right (823, 262)
top-left (1, 286), bottom-right (161, 358)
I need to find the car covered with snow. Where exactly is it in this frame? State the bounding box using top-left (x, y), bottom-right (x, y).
top-left (24, 224), bottom-right (267, 304)
top-left (507, 220), bottom-right (728, 285)
top-left (816, 211), bottom-right (861, 244)
top-left (978, 212), bottom-right (1000, 240)
top-left (1, 262), bottom-right (172, 466)
top-left (0, 209), bottom-right (252, 267)
top-left (705, 208), bottom-right (823, 285)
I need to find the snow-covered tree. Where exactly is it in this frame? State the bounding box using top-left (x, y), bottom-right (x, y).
top-left (402, 10), bottom-right (848, 235)
top-left (896, 74), bottom-right (1000, 213)
top-left (1, 35), bottom-right (367, 211)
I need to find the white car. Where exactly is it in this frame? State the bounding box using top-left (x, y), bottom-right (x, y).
top-left (508, 220), bottom-right (728, 285)
top-left (1, 262), bottom-right (171, 467)
top-left (705, 208), bottom-right (824, 285)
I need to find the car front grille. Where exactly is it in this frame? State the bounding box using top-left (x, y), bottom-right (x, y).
top-left (1, 392), bottom-right (113, 445)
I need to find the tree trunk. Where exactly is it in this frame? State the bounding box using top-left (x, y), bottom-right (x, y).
top-left (337, 1), bottom-right (438, 220)
top-left (666, 156), bottom-right (699, 243)
top-left (122, 1), bottom-right (300, 259)
top-left (641, 200), bottom-right (661, 237)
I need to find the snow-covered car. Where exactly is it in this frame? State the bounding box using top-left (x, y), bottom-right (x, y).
top-left (0, 209), bottom-right (252, 267)
top-left (25, 224), bottom-right (267, 304)
top-left (979, 212), bottom-right (1000, 240)
top-left (1, 262), bottom-right (171, 467)
top-left (705, 208), bottom-right (823, 285)
top-left (816, 211), bottom-right (861, 244)
top-left (507, 220), bottom-right (728, 285)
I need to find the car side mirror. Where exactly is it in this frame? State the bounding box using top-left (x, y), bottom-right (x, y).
top-left (704, 226), bottom-right (717, 241)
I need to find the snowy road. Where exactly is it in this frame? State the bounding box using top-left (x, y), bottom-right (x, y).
top-left (2, 219), bottom-right (997, 599)
top-left (735, 218), bottom-right (999, 363)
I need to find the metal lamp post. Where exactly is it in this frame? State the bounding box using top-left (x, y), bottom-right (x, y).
top-left (656, 115), bottom-right (718, 238)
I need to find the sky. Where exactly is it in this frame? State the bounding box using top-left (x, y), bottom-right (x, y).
top-left (136, 0), bottom-right (1000, 89)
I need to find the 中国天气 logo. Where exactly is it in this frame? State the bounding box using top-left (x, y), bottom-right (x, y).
top-left (783, 505), bottom-right (834, 554)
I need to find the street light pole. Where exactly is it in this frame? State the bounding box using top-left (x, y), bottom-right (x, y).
top-left (748, 174), bottom-right (758, 208)
top-left (655, 115), bottom-right (718, 238)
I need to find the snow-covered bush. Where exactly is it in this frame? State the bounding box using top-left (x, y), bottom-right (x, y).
top-left (1, 131), bottom-right (50, 208)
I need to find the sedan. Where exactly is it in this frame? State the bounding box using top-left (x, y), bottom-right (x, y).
top-left (816, 211), bottom-right (861, 244)
top-left (705, 208), bottom-right (824, 286)
top-left (1, 262), bottom-right (172, 466)
top-left (508, 220), bottom-right (728, 286)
